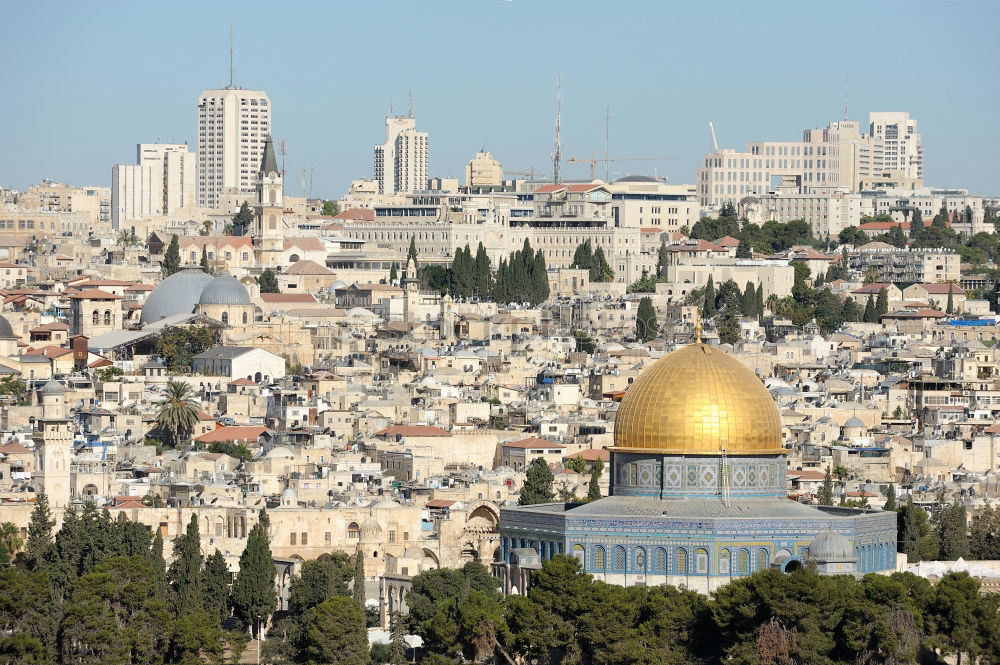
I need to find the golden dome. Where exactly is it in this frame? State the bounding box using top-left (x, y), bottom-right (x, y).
top-left (612, 343), bottom-right (783, 455)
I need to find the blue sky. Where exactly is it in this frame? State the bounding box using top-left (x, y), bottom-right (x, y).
top-left (2, 0), bottom-right (998, 196)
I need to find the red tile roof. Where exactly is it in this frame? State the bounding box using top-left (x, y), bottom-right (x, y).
top-left (334, 208), bottom-right (375, 222)
top-left (915, 283), bottom-right (964, 295)
top-left (194, 426), bottom-right (268, 443)
top-left (68, 289), bottom-right (122, 300)
top-left (566, 448), bottom-right (610, 462)
top-left (502, 437), bottom-right (564, 449)
top-left (425, 499), bottom-right (457, 508)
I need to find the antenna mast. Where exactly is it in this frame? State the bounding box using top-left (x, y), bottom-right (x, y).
top-left (708, 122), bottom-right (720, 153)
top-left (552, 74), bottom-right (562, 184)
top-left (604, 107), bottom-right (611, 182)
top-left (408, 90), bottom-right (413, 119)
top-left (228, 24), bottom-right (234, 88)
top-left (279, 140), bottom-right (287, 176)
top-left (843, 73), bottom-right (849, 121)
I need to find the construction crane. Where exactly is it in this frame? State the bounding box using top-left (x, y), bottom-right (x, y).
top-left (505, 168), bottom-right (550, 181)
top-left (565, 156), bottom-right (676, 181)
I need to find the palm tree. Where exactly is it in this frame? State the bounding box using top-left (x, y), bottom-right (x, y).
top-left (156, 380), bottom-right (201, 448)
top-left (0, 522), bottom-right (23, 564)
top-left (833, 465), bottom-right (849, 484)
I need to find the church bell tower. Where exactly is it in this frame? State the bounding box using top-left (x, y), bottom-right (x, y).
top-left (254, 135), bottom-right (285, 266)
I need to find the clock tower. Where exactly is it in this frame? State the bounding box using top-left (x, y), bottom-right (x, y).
top-left (254, 135), bottom-right (285, 266)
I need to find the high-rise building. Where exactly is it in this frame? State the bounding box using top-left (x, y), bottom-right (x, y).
top-left (196, 88), bottom-right (271, 208)
top-left (465, 151), bottom-right (502, 188)
top-left (374, 115), bottom-right (428, 195)
top-left (111, 143), bottom-right (195, 227)
top-left (696, 112), bottom-right (923, 210)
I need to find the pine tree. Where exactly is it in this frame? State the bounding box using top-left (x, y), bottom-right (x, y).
top-left (200, 245), bottom-right (210, 273)
top-left (519, 457), bottom-right (555, 505)
top-left (170, 514), bottom-right (203, 615)
top-left (970, 502), bottom-right (1000, 560)
top-left (703, 275), bottom-right (717, 317)
top-left (203, 550), bottom-right (231, 624)
top-left (876, 287), bottom-right (889, 318)
top-left (938, 500), bottom-right (970, 560)
top-left (258, 268), bottom-right (279, 294)
top-left (232, 201), bottom-right (255, 236)
top-left (162, 234), bottom-right (181, 276)
top-left (353, 543), bottom-right (365, 610)
top-left (636, 296), bottom-right (659, 341)
top-left (736, 234), bottom-right (753, 259)
top-left (818, 469), bottom-right (834, 506)
top-left (231, 509), bottom-right (277, 638)
top-left (883, 484), bottom-right (896, 511)
top-left (24, 492), bottom-right (54, 570)
top-left (586, 458), bottom-right (604, 501)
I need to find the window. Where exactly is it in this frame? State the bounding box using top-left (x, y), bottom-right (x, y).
top-left (594, 546), bottom-right (606, 570)
top-left (325, 532), bottom-right (332, 545)
top-left (635, 547), bottom-right (646, 572)
top-left (719, 548), bottom-right (731, 574)
top-left (572, 544), bottom-right (585, 565)
top-left (103, 310), bottom-right (111, 325)
top-left (612, 546), bottom-right (626, 572)
top-left (290, 533), bottom-right (297, 546)
top-left (242, 312), bottom-right (248, 324)
top-left (92, 311), bottom-right (99, 325)
top-left (348, 522), bottom-right (360, 539)
top-left (301, 532), bottom-right (307, 545)
top-left (755, 548), bottom-right (769, 571)
top-left (695, 548), bottom-right (709, 574)
top-left (675, 548), bottom-right (688, 574)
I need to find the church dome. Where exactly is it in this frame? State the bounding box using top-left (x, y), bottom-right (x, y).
top-left (40, 379), bottom-right (65, 395)
top-left (140, 267), bottom-right (214, 325)
top-left (0, 315), bottom-right (15, 339)
top-left (808, 530), bottom-right (854, 562)
top-left (198, 276), bottom-right (251, 306)
top-left (613, 343), bottom-right (783, 455)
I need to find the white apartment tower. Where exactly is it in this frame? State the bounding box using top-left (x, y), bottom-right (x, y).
top-left (868, 112), bottom-right (922, 181)
top-left (374, 115), bottom-right (428, 195)
top-left (197, 88), bottom-right (271, 208)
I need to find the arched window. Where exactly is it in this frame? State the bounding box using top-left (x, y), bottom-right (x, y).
top-left (593, 546), bottom-right (606, 571)
top-left (719, 549), bottom-right (731, 574)
top-left (738, 549), bottom-right (749, 574)
top-left (653, 547), bottom-right (667, 573)
top-left (268, 214), bottom-right (277, 229)
top-left (347, 522), bottom-right (360, 539)
top-left (221, 312), bottom-right (229, 325)
top-left (269, 189), bottom-right (276, 204)
top-left (634, 547), bottom-right (646, 573)
top-left (92, 311), bottom-right (99, 325)
top-left (242, 311), bottom-right (248, 324)
top-left (755, 548), bottom-right (769, 571)
top-left (695, 548), bottom-right (709, 574)
top-left (104, 310), bottom-right (111, 325)
top-left (675, 548), bottom-right (688, 574)
top-left (572, 544), bottom-right (585, 566)
top-left (612, 546), bottom-right (626, 572)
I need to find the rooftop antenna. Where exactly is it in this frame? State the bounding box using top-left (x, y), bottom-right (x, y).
top-left (843, 73), bottom-right (849, 121)
top-left (228, 24), bottom-right (234, 89)
top-left (603, 106), bottom-right (611, 182)
top-left (708, 122), bottom-right (720, 153)
top-left (279, 140), bottom-right (287, 176)
top-left (408, 90), bottom-right (413, 119)
top-left (552, 74), bottom-right (562, 184)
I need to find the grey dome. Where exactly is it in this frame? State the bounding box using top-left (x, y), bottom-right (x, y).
top-left (40, 379), bottom-right (65, 396)
top-left (330, 280), bottom-right (347, 290)
top-left (844, 416), bottom-right (865, 428)
top-left (0, 315), bottom-right (15, 339)
top-left (614, 174), bottom-right (660, 183)
top-left (140, 267), bottom-right (214, 325)
top-left (198, 276), bottom-right (251, 306)
top-left (808, 530), bottom-right (854, 562)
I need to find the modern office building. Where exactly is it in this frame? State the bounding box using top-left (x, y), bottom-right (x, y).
top-left (696, 113), bottom-right (923, 210)
top-left (111, 143), bottom-right (195, 227)
top-left (374, 115), bottom-right (428, 195)
top-left (196, 88), bottom-right (272, 208)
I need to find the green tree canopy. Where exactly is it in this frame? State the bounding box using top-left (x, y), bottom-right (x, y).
top-left (162, 234), bottom-right (181, 276)
top-left (231, 510), bottom-right (277, 638)
top-left (635, 296), bottom-right (659, 341)
top-left (257, 267), bottom-right (279, 294)
top-left (519, 457), bottom-right (555, 505)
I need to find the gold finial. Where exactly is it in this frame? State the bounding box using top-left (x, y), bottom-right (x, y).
top-left (695, 310), bottom-right (702, 343)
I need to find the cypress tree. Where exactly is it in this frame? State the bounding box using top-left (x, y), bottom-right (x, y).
top-left (818, 468), bottom-right (834, 506)
top-left (232, 201), bottom-right (254, 235)
top-left (741, 280), bottom-right (756, 317)
top-left (946, 288), bottom-right (954, 314)
top-left (162, 234), bottom-right (181, 276)
top-left (258, 268), bottom-right (279, 294)
top-left (170, 514), bottom-right (203, 615)
top-left (407, 236), bottom-right (418, 270)
top-left (938, 501), bottom-right (969, 560)
top-left (353, 543), bottom-right (366, 610)
top-left (586, 459), bottom-right (604, 501)
top-left (200, 246), bottom-right (210, 273)
top-left (533, 250), bottom-right (550, 304)
top-left (591, 246), bottom-right (613, 282)
top-left (24, 492), bottom-right (54, 570)
top-left (203, 550), bottom-right (231, 624)
top-left (703, 275), bottom-right (717, 317)
top-left (900, 496), bottom-right (922, 562)
top-left (863, 295), bottom-right (876, 323)
top-left (883, 484), bottom-right (896, 511)
top-left (636, 296), bottom-right (659, 341)
top-left (389, 611), bottom-right (407, 665)
top-left (572, 240), bottom-right (594, 270)
top-left (389, 263), bottom-right (398, 283)
top-left (474, 242), bottom-right (491, 297)
top-left (656, 240), bottom-right (670, 276)
top-left (876, 287), bottom-right (889, 318)
top-left (231, 509), bottom-right (277, 638)
top-left (755, 283), bottom-right (764, 319)
top-left (736, 234), bottom-right (753, 259)
top-left (150, 529), bottom-right (168, 599)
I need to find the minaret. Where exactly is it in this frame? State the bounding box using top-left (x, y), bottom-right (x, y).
top-left (33, 380), bottom-right (73, 508)
top-left (254, 135), bottom-right (285, 266)
top-left (441, 294), bottom-right (455, 341)
top-left (402, 257), bottom-right (419, 323)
